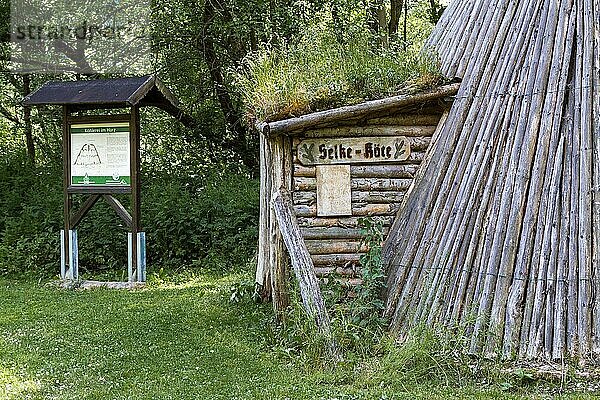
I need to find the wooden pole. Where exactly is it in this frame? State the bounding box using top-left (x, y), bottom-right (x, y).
top-left (272, 188), bottom-right (339, 359)
top-left (62, 106), bottom-right (72, 279)
top-left (269, 135), bottom-right (290, 320)
top-left (383, 0), bottom-right (599, 360)
top-left (130, 106), bottom-right (142, 281)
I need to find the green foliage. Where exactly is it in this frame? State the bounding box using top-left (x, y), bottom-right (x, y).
top-left (276, 217), bottom-right (389, 362)
top-left (0, 154), bottom-right (63, 278)
top-left (0, 150), bottom-right (259, 278)
top-left (377, 325), bottom-right (477, 386)
top-left (266, 292), bottom-right (331, 364)
top-left (238, 10), bottom-right (444, 123)
top-left (326, 217), bottom-right (389, 357)
top-left (499, 368), bottom-right (537, 393)
top-left (229, 277), bottom-right (259, 303)
top-left (4, 275), bottom-right (588, 399)
top-left (353, 217), bottom-right (387, 328)
top-left (143, 171), bottom-right (259, 272)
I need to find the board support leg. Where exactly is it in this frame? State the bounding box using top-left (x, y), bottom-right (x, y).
top-left (137, 232), bottom-right (146, 282)
top-left (60, 230), bottom-right (66, 279)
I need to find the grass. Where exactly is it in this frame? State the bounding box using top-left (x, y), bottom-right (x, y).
top-left (0, 272), bottom-right (598, 399)
top-left (237, 12), bottom-right (445, 124)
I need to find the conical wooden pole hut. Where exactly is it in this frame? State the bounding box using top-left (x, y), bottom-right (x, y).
top-left (383, 0), bottom-right (600, 361)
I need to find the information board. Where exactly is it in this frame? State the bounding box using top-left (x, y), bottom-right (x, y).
top-left (70, 121), bottom-right (131, 186)
top-left (297, 136), bottom-right (410, 166)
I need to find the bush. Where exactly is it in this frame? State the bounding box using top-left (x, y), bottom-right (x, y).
top-left (0, 153), bottom-right (259, 279)
top-left (0, 153), bottom-right (63, 278)
top-left (143, 171), bottom-right (259, 272)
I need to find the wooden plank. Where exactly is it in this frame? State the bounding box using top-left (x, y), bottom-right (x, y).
top-left (304, 126), bottom-right (436, 138)
top-left (295, 177), bottom-right (413, 192)
top-left (410, 137), bottom-right (432, 152)
top-left (70, 194), bottom-right (101, 228)
top-left (67, 114), bottom-right (132, 123)
top-left (62, 106), bottom-right (72, 279)
top-left (353, 191), bottom-right (405, 203)
top-left (272, 189), bottom-right (339, 359)
top-left (295, 203), bottom-right (400, 217)
top-left (316, 165), bottom-right (352, 216)
top-left (294, 190), bottom-right (405, 206)
top-left (298, 136), bottom-right (410, 166)
top-left (298, 216), bottom-right (394, 228)
top-left (351, 164), bottom-right (420, 178)
top-left (300, 227), bottom-right (364, 239)
top-left (259, 83), bottom-right (460, 135)
top-left (268, 135), bottom-right (290, 320)
top-left (305, 239), bottom-right (368, 255)
top-left (256, 133), bottom-right (271, 293)
top-left (294, 176), bottom-right (316, 191)
top-left (297, 153), bottom-right (424, 166)
top-left (130, 107), bottom-right (141, 281)
top-left (102, 195), bottom-right (133, 229)
top-left (312, 253), bottom-right (363, 266)
top-left (366, 114), bottom-right (442, 126)
top-left (293, 191), bottom-right (317, 206)
top-left (67, 185), bottom-right (132, 194)
top-left (351, 178), bottom-right (413, 191)
top-left (294, 164), bottom-right (419, 178)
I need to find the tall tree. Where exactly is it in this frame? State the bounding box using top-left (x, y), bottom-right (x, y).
top-left (389, 0), bottom-right (404, 38)
top-left (22, 74), bottom-right (34, 164)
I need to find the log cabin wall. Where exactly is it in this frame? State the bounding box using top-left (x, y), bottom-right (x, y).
top-left (256, 84), bottom-right (459, 299)
top-left (291, 108), bottom-right (449, 281)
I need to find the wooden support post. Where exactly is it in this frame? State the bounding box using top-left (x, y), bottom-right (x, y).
top-left (272, 188), bottom-right (339, 359)
top-left (269, 135), bottom-right (290, 320)
top-left (102, 195), bottom-right (133, 229)
top-left (256, 133), bottom-right (272, 299)
top-left (130, 106), bottom-right (143, 282)
top-left (62, 106), bottom-right (73, 280)
top-left (70, 195), bottom-right (101, 228)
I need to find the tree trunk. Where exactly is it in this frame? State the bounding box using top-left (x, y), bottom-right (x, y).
top-left (22, 74), bottom-right (34, 165)
top-left (389, 0), bottom-right (404, 38)
top-left (403, 0), bottom-right (408, 48)
top-left (201, 0), bottom-right (258, 171)
top-left (365, 0), bottom-right (387, 46)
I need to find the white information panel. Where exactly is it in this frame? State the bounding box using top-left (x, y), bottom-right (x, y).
top-left (70, 121), bottom-right (130, 186)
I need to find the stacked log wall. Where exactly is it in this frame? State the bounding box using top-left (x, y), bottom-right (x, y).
top-left (290, 109), bottom-right (447, 279)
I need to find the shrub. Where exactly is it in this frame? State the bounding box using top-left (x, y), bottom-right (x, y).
top-left (143, 171), bottom-right (259, 272)
top-left (0, 153), bottom-right (63, 278)
top-left (328, 217), bottom-right (389, 357)
top-left (0, 155), bottom-right (259, 279)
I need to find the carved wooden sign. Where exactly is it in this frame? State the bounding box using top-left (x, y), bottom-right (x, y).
top-left (297, 136), bottom-right (410, 166)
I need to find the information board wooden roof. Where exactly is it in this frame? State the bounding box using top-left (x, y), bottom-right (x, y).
top-left (23, 75), bottom-right (179, 112)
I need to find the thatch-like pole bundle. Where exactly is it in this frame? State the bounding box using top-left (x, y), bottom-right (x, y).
top-left (383, 0), bottom-right (600, 361)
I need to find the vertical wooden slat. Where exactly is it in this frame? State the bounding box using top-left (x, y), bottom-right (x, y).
top-left (256, 133), bottom-right (271, 296)
top-left (269, 135), bottom-right (290, 320)
top-left (62, 106), bottom-right (72, 279)
top-left (130, 106), bottom-right (142, 281)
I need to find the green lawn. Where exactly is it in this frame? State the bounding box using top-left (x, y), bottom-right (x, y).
top-left (0, 273), bottom-right (597, 399)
